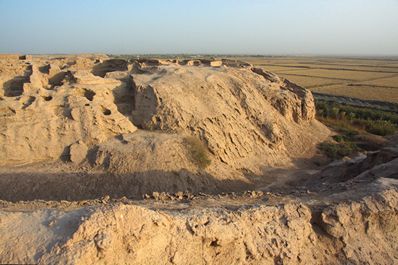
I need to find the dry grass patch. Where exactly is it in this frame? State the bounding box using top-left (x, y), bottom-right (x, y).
top-left (277, 69), bottom-right (392, 81)
top-left (312, 85), bottom-right (398, 103)
top-left (184, 136), bottom-right (211, 169)
top-left (360, 75), bottom-right (398, 88)
top-left (277, 75), bottom-right (345, 87)
top-left (232, 56), bottom-right (398, 103)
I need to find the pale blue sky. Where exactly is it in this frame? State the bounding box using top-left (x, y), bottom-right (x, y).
top-left (0, 0), bottom-right (397, 55)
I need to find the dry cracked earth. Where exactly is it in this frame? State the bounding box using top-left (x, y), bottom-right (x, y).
top-left (0, 54), bottom-right (397, 264)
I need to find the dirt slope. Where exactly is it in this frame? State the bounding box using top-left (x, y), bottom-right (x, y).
top-left (1, 55), bottom-right (397, 265)
top-left (0, 178), bottom-right (397, 264)
top-left (0, 55), bottom-right (329, 195)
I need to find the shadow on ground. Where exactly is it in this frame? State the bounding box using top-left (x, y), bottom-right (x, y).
top-left (0, 169), bottom-right (254, 202)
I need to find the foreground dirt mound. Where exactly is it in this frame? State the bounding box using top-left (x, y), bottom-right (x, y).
top-left (40, 189), bottom-right (398, 265)
top-left (0, 133), bottom-right (397, 265)
top-left (0, 187), bottom-right (397, 265)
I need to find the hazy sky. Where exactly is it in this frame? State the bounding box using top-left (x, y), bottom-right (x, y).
top-left (1, 0), bottom-right (397, 55)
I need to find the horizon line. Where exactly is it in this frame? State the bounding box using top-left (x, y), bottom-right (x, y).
top-left (1, 52), bottom-right (398, 59)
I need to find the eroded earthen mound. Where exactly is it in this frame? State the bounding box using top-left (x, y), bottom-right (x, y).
top-left (2, 56), bottom-right (397, 265)
top-left (0, 56), bottom-right (328, 180)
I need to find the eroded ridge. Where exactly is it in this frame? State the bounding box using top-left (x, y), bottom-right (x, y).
top-left (0, 55), bottom-right (398, 265)
top-left (1, 55), bottom-right (328, 178)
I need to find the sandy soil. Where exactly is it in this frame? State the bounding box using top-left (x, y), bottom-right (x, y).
top-left (0, 55), bottom-right (397, 264)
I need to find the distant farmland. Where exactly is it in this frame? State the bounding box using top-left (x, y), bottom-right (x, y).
top-left (234, 56), bottom-right (398, 103)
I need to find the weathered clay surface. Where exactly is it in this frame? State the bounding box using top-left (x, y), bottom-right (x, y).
top-left (0, 56), bottom-right (136, 165)
top-left (130, 64), bottom-right (327, 173)
top-left (0, 56), bottom-right (329, 174)
top-left (69, 140), bottom-right (88, 163)
top-left (0, 138), bottom-right (397, 264)
top-left (0, 188), bottom-right (396, 265)
top-left (2, 56), bottom-right (397, 265)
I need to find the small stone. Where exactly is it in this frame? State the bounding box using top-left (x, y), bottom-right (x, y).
top-left (94, 232), bottom-right (111, 251)
top-left (152, 192), bottom-right (160, 200)
top-left (69, 140), bottom-right (88, 164)
top-left (175, 191), bottom-right (184, 200)
top-left (210, 60), bottom-right (223, 67)
top-left (101, 195), bottom-right (110, 204)
top-left (70, 108), bottom-right (80, 121)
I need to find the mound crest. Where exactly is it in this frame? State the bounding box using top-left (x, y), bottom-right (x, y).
top-left (130, 62), bottom-right (327, 172)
